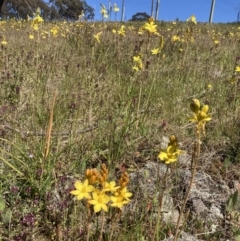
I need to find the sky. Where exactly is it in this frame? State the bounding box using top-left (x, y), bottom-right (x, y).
top-left (85, 0), bottom-right (239, 23)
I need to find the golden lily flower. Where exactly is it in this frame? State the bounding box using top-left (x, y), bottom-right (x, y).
top-left (93, 31), bottom-right (102, 43)
top-left (100, 3), bottom-right (108, 19)
top-left (113, 3), bottom-right (120, 12)
top-left (143, 18), bottom-right (158, 34)
top-left (158, 145), bottom-right (181, 164)
top-left (235, 66), bottom-right (240, 72)
top-left (1, 40), bottom-right (7, 45)
top-left (70, 179), bottom-right (95, 200)
top-left (187, 15), bottom-right (197, 24)
top-left (214, 40), bottom-right (220, 46)
top-left (110, 196), bottom-right (129, 208)
top-left (189, 99), bottom-right (211, 134)
top-left (103, 181), bottom-right (120, 192)
top-left (115, 187), bottom-right (132, 201)
top-left (151, 48), bottom-right (160, 55)
top-left (88, 191), bottom-right (110, 213)
top-left (172, 35), bottom-right (181, 42)
top-left (132, 66), bottom-right (139, 71)
top-left (118, 25), bottom-right (125, 36)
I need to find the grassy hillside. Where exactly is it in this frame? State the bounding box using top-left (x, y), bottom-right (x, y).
top-left (0, 16), bottom-right (240, 240)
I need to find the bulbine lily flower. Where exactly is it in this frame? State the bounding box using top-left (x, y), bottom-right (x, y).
top-left (70, 164), bottom-right (131, 213)
top-left (88, 191), bottom-right (110, 213)
top-left (189, 99), bottom-right (211, 134)
top-left (151, 48), bottom-right (160, 55)
top-left (100, 3), bottom-right (108, 19)
top-left (187, 15), bottom-right (197, 25)
top-left (113, 3), bottom-right (120, 12)
top-left (142, 17), bottom-right (159, 35)
top-left (158, 135), bottom-right (182, 164)
top-left (70, 179), bottom-right (94, 200)
top-left (235, 66), bottom-right (240, 72)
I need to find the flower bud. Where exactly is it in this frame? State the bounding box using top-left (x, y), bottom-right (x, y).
top-left (201, 105), bottom-right (209, 114)
top-left (190, 99), bottom-right (200, 114)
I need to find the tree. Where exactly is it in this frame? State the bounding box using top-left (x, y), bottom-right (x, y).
top-left (129, 12), bottom-right (150, 21)
top-left (0, 0), bottom-right (4, 11)
top-left (0, 0), bottom-right (94, 20)
top-left (1, 0), bottom-right (52, 19)
top-left (49, 0), bottom-right (94, 20)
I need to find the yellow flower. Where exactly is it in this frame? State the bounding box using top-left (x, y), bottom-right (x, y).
top-left (132, 66), bottom-right (139, 71)
top-left (132, 54), bottom-right (143, 70)
top-left (50, 26), bottom-right (59, 36)
top-left (113, 3), bottom-right (120, 12)
top-left (88, 191), bottom-right (110, 213)
top-left (70, 179), bottom-right (94, 200)
top-left (151, 48), bottom-right (160, 55)
top-left (100, 3), bottom-right (108, 19)
top-left (112, 29), bottom-right (116, 34)
top-left (207, 84), bottom-right (212, 89)
top-left (172, 35), bottom-right (180, 42)
top-left (29, 34), bottom-right (34, 40)
top-left (103, 181), bottom-right (120, 193)
top-left (189, 99), bottom-right (212, 134)
top-left (118, 25), bottom-right (125, 36)
top-left (1, 40), bottom-right (7, 45)
top-left (116, 187), bottom-right (132, 200)
top-left (33, 14), bottom-right (44, 24)
top-left (143, 18), bottom-right (158, 34)
top-left (133, 55), bottom-right (141, 63)
top-left (187, 15), bottom-right (197, 24)
top-left (158, 145), bottom-right (181, 164)
top-left (78, 10), bottom-right (85, 19)
top-left (235, 66), bottom-right (240, 72)
top-left (214, 40), bottom-right (219, 46)
top-left (111, 196), bottom-right (129, 208)
top-left (189, 109), bottom-right (212, 124)
top-left (93, 31), bottom-right (102, 43)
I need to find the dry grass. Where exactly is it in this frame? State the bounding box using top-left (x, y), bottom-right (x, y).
top-left (0, 18), bottom-right (240, 240)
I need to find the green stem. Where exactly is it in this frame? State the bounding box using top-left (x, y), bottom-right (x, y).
top-left (86, 205), bottom-right (91, 241)
top-left (99, 211), bottom-right (105, 241)
top-left (109, 209), bottom-right (121, 240)
top-left (152, 165), bottom-right (169, 241)
top-left (173, 131), bottom-right (200, 241)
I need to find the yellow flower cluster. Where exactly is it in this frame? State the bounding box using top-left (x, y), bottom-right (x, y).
top-left (118, 25), bottom-right (126, 36)
top-left (70, 164), bottom-right (132, 213)
top-left (189, 99), bottom-right (211, 134)
top-left (100, 3), bottom-right (108, 19)
top-left (93, 31), bottom-right (103, 43)
top-left (187, 15), bottom-right (197, 25)
top-left (158, 135), bottom-right (182, 164)
top-left (139, 17), bottom-right (159, 35)
top-left (31, 14), bottom-right (44, 31)
top-left (132, 54), bottom-right (143, 71)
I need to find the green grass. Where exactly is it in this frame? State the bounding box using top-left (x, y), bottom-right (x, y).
top-left (0, 19), bottom-right (240, 240)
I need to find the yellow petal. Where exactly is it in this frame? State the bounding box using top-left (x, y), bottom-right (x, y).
top-left (201, 105), bottom-right (209, 113)
top-left (94, 204), bottom-right (101, 213)
top-left (158, 152), bottom-right (168, 161)
top-left (74, 180), bottom-right (83, 190)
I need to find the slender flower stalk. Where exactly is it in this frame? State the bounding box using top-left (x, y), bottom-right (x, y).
top-left (174, 99), bottom-right (211, 241)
